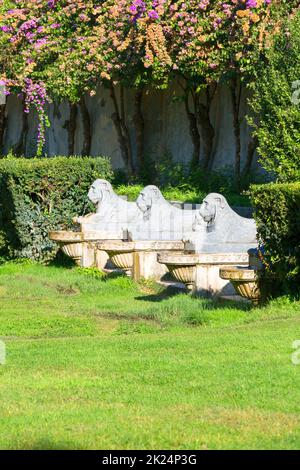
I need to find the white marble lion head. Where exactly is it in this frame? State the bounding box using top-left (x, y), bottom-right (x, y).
top-left (199, 193), bottom-right (226, 225)
top-left (88, 179), bottom-right (114, 206)
top-left (136, 185), bottom-right (166, 217)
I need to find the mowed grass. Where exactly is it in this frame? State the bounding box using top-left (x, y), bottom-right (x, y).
top-left (0, 262), bottom-right (300, 449)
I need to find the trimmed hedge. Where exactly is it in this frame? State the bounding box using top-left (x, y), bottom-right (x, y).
top-left (250, 182), bottom-right (300, 295)
top-left (0, 157), bottom-right (113, 261)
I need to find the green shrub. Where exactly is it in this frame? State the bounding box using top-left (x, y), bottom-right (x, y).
top-left (115, 183), bottom-right (205, 204)
top-left (115, 179), bottom-right (251, 206)
top-left (0, 156), bottom-right (113, 261)
top-left (248, 11), bottom-right (300, 181)
top-left (114, 159), bottom-right (254, 205)
top-left (250, 182), bottom-right (300, 295)
top-left (116, 184), bottom-right (144, 201)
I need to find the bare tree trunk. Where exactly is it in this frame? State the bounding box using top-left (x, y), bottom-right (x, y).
top-left (0, 103), bottom-right (7, 154)
top-left (133, 88), bottom-right (145, 173)
top-left (67, 103), bottom-right (77, 155)
top-left (109, 84), bottom-right (134, 175)
top-left (196, 86), bottom-right (216, 170)
top-left (243, 135), bottom-right (258, 177)
top-left (177, 79), bottom-right (201, 169)
top-left (119, 86), bottom-right (134, 174)
top-left (110, 85), bottom-right (128, 165)
top-left (14, 98), bottom-right (29, 156)
top-left (230, 77), bottom-right (242, 188)
top-left (79, 97), bottom-right (91, 156)
top-left (184, 91), bottom-right (201, 169)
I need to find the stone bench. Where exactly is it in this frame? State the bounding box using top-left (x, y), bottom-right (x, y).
top-left (158, 252), bottom-right (249, 297)
top-left (96, 240), bottom-right (184, 281)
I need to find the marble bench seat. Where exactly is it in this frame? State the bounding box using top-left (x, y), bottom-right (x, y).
top-left (158, 251), bottom-right (249, 297)
top-left (96, 240), bottom-right (184, 281)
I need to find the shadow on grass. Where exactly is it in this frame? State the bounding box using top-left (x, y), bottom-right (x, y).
top-left (48, 250), bottom-right (76, 269)
top-left (104, 270), bottom-right (128, 280)
top-left (27, 438), bottom-right (84, 450)
top-left (135, 285), bottom-right (185, 303)
top-left (136, 288), bottom-right (251, 312)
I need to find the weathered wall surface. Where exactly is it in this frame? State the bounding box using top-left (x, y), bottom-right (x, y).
top-left (2, 82), bottom-right (258, 172)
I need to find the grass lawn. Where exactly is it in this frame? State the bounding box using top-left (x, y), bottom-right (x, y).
top-left (0, 262), bottom-right (300, 450)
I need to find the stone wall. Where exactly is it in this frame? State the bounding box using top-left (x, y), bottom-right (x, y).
top-left (2, 82), bottom-right (259, 172)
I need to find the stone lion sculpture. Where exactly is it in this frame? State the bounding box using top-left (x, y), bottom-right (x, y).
top-left (130, 185), bottom-right (205, 240)
top-left (136, 185), bottom-right (171, 221)
top-left (187, 192), bottom-right (257, 252)
top-left (74, 179), bottom-right (142, 233)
